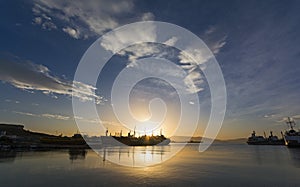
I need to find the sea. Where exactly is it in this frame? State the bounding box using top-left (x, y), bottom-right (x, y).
top-left (1, 143), bottom-right (300, 186)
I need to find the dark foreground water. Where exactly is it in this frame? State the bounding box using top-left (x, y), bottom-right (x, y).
top-left (1, 143), bottom-right (300, 186)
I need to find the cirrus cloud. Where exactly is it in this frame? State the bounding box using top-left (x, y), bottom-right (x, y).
top-left (99, 24), bottom-right (226, 94)
top-left (0, 57), bottom-right (103, 104)
top-left (32, 0), bottom-right (155, 39)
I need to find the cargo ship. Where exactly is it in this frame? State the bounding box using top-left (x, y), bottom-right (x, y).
top-left (247, 131), bottom-right (284, 145)
top-left (101, 129), bottom-right (170, 146)
top-left (283, 117), bottom-right (300, 147)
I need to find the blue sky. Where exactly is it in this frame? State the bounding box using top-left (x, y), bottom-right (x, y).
top-left (0, 0), bottom-right (300, 139)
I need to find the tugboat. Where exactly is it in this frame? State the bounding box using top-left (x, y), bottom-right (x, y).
top-left (101, 129), bottom-right (170, 146)
top-left (283, 117), bottom-right (300, 147)
top-left (247, 131), bottom-right (284, 145)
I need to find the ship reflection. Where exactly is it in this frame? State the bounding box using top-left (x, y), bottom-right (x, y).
top-left (287, 148), bottom-right (300, 168)
top-left (68, 149), bottom-right (87, 161)
top-left (98, 145), bottom-right (172, 167)
top-left (0, 151), bottom-right (17, 163)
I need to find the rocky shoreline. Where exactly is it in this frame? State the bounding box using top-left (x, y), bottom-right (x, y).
top-left (0, 124), bottom-right (90, 151)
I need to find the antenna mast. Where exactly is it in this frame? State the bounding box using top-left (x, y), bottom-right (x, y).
top-left (286, 117), bottom-right (295, 130)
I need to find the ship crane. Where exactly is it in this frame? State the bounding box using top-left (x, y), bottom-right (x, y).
top-left (286, 117), bottom-right (296, 130)
top-left (283, 117), bottom-right (300, 147)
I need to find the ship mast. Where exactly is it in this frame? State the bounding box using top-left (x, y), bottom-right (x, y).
top-left (286, 117), bottom-right (295, 130)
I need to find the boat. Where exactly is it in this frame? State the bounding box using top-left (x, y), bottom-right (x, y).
top-left (283, 117), bottom-right (300, 147)
top-left (101, 129), bottom-right (170, 146)
top-left (247, 131), bottom-right (284, 145)
top-left (188, 140), bottom-right (202, 143)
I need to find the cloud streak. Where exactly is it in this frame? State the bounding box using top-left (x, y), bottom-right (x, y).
top-left (13, 110), bottom-right (121, 126)
top-left (0, 57), bottom-right (103, 103)
top-left (13, 111), bottom-right (70, 121)
top-left (41, 113), bottom-right (70, 120)
top-left (32, 0), bottom-right (154, 39)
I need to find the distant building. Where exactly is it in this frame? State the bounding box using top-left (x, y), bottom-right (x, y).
top-left (0, 124), bottom-right (24, 141)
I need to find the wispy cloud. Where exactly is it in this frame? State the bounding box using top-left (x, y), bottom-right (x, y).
top-left (32, 13), bottom-right (57, 31)
top-left (4, 99), bottom-right (20, 104)
top-left (177, 26), bottom-right (227, 93)
top-left (13, 111), bottom-right (70, 120)
top-left (178, 26), bottom-right (226, 67)
top-left (14, 110), bottom-right (122, 125)
top-left (32, 0), bottom-right (154, 39)
top-left (62, 27), bottom-right (80, 39)
top-left (184, 71), bottom-right (204, 93)
top-left (264, 114), bottom-right (300, 123)
top-left (0, 57), bottom-right (103, 103)
top-left (222, 4), bottom-right (300, 122)
top-left (13, 111), bottom-right (39, 117)
top-left (292, 115), bottom-right (300, 120)
top-left (41, 113), bottom-right (70, 120)
top-left (100, 22), bottom-right (157, 54)
top-left (100, 24), bottom-right (226, 94)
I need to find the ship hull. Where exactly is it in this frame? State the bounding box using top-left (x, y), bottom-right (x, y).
top-left (247, 141), bottom-right (285, 145)
top-left (286, 142), bottom-right (300, 147)
top-left (284, 136), bottom-right (300, 148)
top-left (100, 136), bottom-right (124, 146)
top-left (101, 136), bottom-right (170, 146)
top-left (247, 131), bottom-right (284, 146)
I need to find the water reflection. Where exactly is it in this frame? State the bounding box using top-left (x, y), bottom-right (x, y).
top-left (287, 148), bottom-right (300, 168)
top-left (252, 146), bottom-right (263, 165)
top-left (1, 144), bottom-right (300, 186)
top-left (68, 149), bottom-right (87, 161)
top-left (0, 151), bottom-right (17, 163)
top-left (98, 145), bottom-right (172, 167)
top-left (246, 145), bottom-right (289, 166)
top-left (0, 149), bottom-right (89, 163)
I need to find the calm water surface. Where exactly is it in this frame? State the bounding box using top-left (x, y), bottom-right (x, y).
top-left (1, 143), bottom-right (300, 186)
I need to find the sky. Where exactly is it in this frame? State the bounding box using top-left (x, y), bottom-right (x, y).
top-left (0, 0), bottom-right (300, 139)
